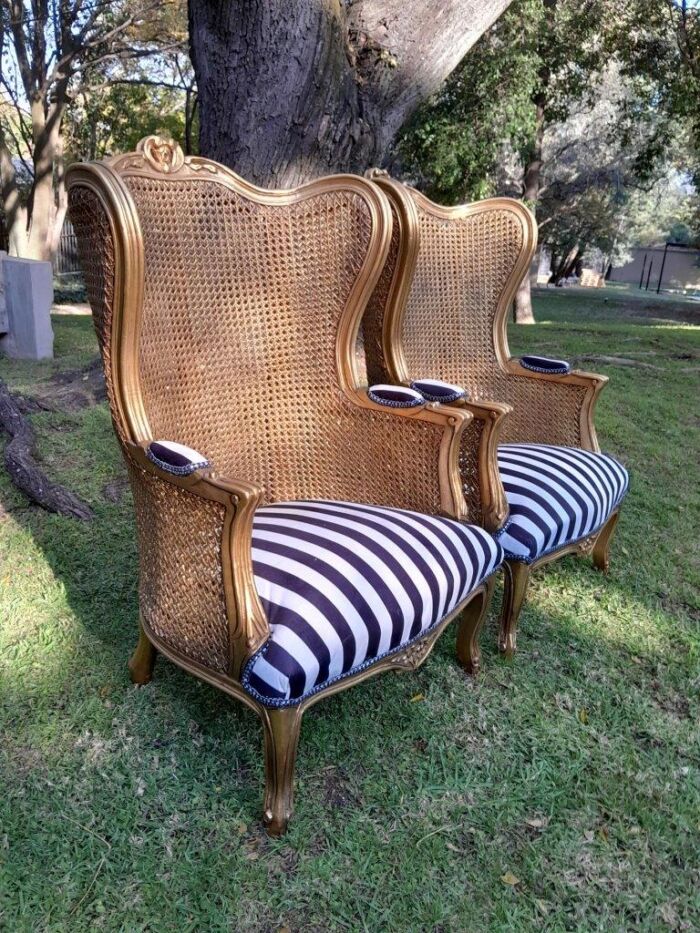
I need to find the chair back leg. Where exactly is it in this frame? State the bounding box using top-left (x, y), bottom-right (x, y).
top-left (499, 561), bottom-right (531, 659)
top-left (592, 510), bottom-right (621, 573)
top-left (129, 621), bottom-right (158, 685)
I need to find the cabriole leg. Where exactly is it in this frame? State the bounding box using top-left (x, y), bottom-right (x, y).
top-left (456, 577), bottom-right (495, 676)
top-left (499, 561), bottom-right (531, 659)
top-left (592, 510), bottom-right (620, 573)
top-left (128, 622), bottom-right (157, 685)
top-left (262, 706), bottom-right (303, 836)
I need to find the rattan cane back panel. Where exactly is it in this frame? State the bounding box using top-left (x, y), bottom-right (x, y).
top-left (123, 176), bottom-right (365, 497)
top-left (68, 186), bottom-right (128, 446)
top-left (399, 194), bottom-right (586, 447)
top-left (115, 174), bottom-right (445, 510)
top-left (491, 376), bottom-right (587, 447)
top-left (402, 202), bottom-right (521, 393)
top-left (128, 461), bottom-right (230, 672)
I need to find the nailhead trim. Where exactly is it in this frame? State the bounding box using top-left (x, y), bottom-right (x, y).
top-left (146, 447), bottom-right (210, 476)
top-left (367, 387), bottom-right (424, 408)
top-left (519, 356), bottom-right (571, 375)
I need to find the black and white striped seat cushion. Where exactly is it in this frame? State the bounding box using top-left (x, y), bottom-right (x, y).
top-left (242, 501), bottom-right (504, 706)
top-left (497, 444), bottom-right (629, 562)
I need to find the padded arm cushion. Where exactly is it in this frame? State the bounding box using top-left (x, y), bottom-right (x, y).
top-left (519, 355), bottom-right (571, 375)
top-left (367, 384), bottom-right (424, 408)
top-left (147, 440), bottom-right (211, 475)
top-left (410, 379), bottom-right (468, 403)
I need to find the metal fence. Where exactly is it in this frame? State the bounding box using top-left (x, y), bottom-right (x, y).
top-left (54, 219), bottom-right (82, 275)
top-left (0, 215), bottom-right (82, 275)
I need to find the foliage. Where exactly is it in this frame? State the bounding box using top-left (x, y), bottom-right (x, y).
top-left (65, 80), bottom-right (192, 162)
top-left (610, 0), bottom-right (699, 181)
top-left (1, 290), bottom-right (699, 929)
top-left (398, 0), bottom-right (610, 205)
top-left (396, 22), bottom-right (537, 202)
top-left (399, 0), bottom-right (699, 291)
top-left (0, 0), bottom-right (189, 260)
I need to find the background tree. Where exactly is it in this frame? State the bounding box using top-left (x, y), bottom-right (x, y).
top-left (400, 0), bottom-right (699, 321)
top-left (65, 0), bottom-right (197, 160)
top-left (400, 0), bottom-right (613, 322)
top-left (187, 0), bottom-right (513, 188)
top-left (0, 0), bottom-right (182, 260)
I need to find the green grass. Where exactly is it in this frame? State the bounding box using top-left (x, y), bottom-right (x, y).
top-left (1, 286), bottom-right (699, 931)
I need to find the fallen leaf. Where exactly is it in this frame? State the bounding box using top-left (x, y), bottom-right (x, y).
top-left (598, 825), bottom-right (609, 843)
top-left (501, 872), bottom-right (520, 886)
top-left (659, 902), bottom-right (678, 926)
top-left (411, 693), bottom-right (425, 703)
top-left (525, 817), bottom-right (548, 829)
top-left (578, 708), bottom-right (589, 724)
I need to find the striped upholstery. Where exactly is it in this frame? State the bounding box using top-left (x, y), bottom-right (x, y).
top-left (242, 501), bottom-right (504, 706)
top-left (497, 444), bottom-right (629, 562)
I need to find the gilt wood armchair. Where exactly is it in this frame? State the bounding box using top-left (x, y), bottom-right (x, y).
top-left (66, 137), bottom-right (505, 835)
top-left (362, 172), bottom-right (629, 657)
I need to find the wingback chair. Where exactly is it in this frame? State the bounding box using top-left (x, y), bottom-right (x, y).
top-left (66, 138), bottom-right (505, 835)
top-left (362, 172), bottom-right (629, 658)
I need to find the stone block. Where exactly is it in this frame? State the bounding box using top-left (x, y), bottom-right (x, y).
top-left (0, 255), bottom-right (54, 359)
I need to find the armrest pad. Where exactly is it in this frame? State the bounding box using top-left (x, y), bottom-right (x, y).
top-left (410, 378), bottom-right (468, 403)
top-left (368, 384), bottom-right (424, 408)
top-left (147, 440), bottom-right (211, 475)
top-left (519, 355), bottom-right (571, 375)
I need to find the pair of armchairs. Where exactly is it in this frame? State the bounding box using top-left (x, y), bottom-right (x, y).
top-left (67, 137), bottom-right (628, 835)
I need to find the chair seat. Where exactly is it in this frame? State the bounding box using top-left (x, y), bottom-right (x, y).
top-left (497, 444), bottom-right (629, 563)
top-left (242, 501), bottom-right (504, 706)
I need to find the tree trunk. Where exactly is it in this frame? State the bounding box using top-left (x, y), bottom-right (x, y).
top-left (552, 243), bottom-right (580, 284)
top-left (25, 94), bottom-right (67, 262)
top-left (188, 0), bottom-right (513, 187)
top-left (0, 131), bottom-right (29, 256)
top-left (512, 96), bottom-right (545, 324)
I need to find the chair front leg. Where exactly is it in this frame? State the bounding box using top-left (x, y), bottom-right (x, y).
top-left (592, 510), bottom-right (620, 573)
top-left (129, 620), bottom-right (158, 685)
top-left (456, 577), bottom-right (496, 675)
top-left (262, 705), bottom-right (304, 836)
top-left (499, 561), bottom-right (531, 659)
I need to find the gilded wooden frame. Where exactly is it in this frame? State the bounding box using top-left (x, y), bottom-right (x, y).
top-left (365, 173), bottom-right (622, 658)
top-left (66, 138), bottom-right (501, 834)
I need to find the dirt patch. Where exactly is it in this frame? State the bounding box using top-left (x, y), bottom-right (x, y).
top-left (322, 766), bottom-right (361, 811)
top-left (32, 358), bottom-right (106, 413)
top-left (102, 478), bottom-right (129, 503)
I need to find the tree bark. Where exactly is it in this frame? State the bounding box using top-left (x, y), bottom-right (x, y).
top-left (552, 243), bottom-right (581, 284)
top-left (512, 0), bottom-right (558, 324)
top-left (188, 0), bottom-right (513, 186)
top-left (512, 96), bottom-right (545, 324)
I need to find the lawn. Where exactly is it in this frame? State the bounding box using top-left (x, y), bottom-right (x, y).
top-left (1, 285), bottom-right (699, 931)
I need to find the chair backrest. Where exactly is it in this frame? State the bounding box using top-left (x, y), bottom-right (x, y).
top-left (362, 175), bottom-right (537, 401)
top-left (68, 137), bottom-right (390, 502)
